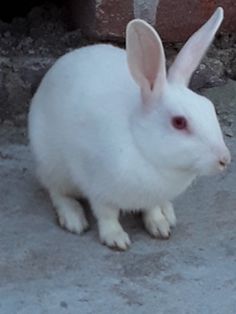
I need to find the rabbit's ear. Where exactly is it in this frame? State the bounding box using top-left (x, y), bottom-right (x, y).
top-left (126, 19), bottom-right (166, 102)
top-left (168, 7), bottom-right (224, 86)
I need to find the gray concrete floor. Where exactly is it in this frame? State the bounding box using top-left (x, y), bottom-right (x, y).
top-left (0, 82), bottom-right (236, 314)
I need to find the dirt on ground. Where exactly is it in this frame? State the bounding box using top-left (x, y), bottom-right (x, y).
top-left (0, 3), bottom-right (89, 58)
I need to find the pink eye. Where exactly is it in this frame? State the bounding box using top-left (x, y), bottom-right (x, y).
top-left (171, 116), bottom-right (188, 130)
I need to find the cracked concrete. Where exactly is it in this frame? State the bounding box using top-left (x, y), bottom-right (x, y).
top-left (0, 81), bottom-right (236, 313)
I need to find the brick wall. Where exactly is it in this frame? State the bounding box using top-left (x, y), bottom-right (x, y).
top-left (71, 0), bottom-right (236, 42)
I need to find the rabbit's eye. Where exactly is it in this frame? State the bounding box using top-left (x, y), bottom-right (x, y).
top-left (171, 116), bottom-right (188, 130)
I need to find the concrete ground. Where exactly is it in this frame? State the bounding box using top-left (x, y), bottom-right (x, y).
top-left (0, 81), bottom-right (236, 314)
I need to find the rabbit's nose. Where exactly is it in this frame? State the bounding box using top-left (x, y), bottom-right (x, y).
top-left (218, 149), bottom-right (231, 170)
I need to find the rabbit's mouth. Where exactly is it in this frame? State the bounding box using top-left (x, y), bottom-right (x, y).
top-left (193, 161), bottom-right (226, 177)
top-left (192, 145), bottom-right (231, 176)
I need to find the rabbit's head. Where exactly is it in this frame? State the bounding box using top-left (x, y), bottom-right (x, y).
top-left (127, 7), bottom-right (231, 177)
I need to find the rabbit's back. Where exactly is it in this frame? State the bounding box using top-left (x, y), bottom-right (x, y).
top-left (29, 44), bottom-right (140, 195)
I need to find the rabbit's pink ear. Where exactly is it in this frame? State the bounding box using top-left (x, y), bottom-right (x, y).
top-left (168, 7), bottom-right (224, 86)
top-left (126, 19), bottom-right (166, 102)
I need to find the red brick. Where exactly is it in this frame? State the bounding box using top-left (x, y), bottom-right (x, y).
top-left (70, 0), bottom-right (236, 42)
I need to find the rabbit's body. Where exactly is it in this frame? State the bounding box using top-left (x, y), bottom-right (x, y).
top-left (30, 44), bottom-right (194, 210)
top-left (29, 8), bottom-right (230, 249)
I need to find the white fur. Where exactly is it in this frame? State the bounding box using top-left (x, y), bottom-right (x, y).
top-left (28, 7), bottom-right (230, 250)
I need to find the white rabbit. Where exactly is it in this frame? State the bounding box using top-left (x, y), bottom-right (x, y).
top-left (29, 7), bottom-right (231, 250)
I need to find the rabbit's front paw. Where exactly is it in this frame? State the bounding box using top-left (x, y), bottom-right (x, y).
top-left (143, 206), bottom-right (171, 239)
top-left (58, 207), bottom-right (89, 234)
top-left (99, 221), bottom-right (131, 250)
top-left (50, 192), bottom-right (89, 234)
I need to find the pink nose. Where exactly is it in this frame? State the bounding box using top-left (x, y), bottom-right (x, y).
top-left (218, 148), bottom-right (231, 170)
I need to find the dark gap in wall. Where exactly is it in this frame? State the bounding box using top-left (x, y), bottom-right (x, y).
top-left (0, 0), bottom-right (64, 22)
